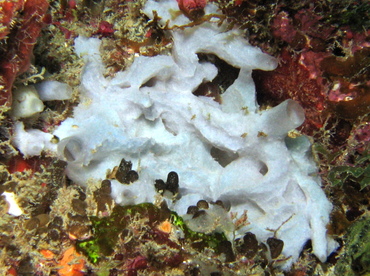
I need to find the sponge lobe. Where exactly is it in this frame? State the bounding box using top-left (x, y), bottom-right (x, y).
top-left (15, 0), bottom-right (336, 268)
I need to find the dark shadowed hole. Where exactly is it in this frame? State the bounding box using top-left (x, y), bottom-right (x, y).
top-left (140, 77), bottom-right (157, 88)
top-left (194, 53), bottom-right (240, 96)
top-left (259, 161), bottom-right (268, 175)
top-left (332, 46), bottom-right (346, 57)
top-left (192, 82), bottom-right (222, 103)
top-left (210, 147), bottom-right (239, 167)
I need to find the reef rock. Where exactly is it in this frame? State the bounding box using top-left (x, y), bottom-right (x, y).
top-left (15, 0), bottom-right (336, 268)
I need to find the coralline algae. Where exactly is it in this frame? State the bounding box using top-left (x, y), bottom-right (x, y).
top-left (14, 0), bottom-right (336, 268)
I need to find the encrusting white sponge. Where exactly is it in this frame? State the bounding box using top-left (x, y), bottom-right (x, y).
top-left (11, 85), bottom-right (44, 119)
top-left (13, 0), bottom-right (337, 268)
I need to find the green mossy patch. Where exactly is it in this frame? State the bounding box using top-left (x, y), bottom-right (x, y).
top-left (170, 211), bottom-right (228, 253)
top-left (76, 203), bottom-right (162, 263)
top-left (335, 217), bottom-right (370, 275)
top-left (327, 151), bottom-right (370, 190)
top-left (76, 203), bottom-right (229, 264)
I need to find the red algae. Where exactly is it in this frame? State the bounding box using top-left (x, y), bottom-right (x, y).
top-left (95, 21), bottom-right (115, 38)
top-left (2, 1), bottom-right (370, 275)
top-left (251, 1), bottom-right (370, 133)
top-left (177, 0), bottom-right (207, 20)
top-left (253, 49), bottom-right (327, 135)
top-left (0, 0), bottom-right (49, 107)
top-left (0, 1), bottom-right (25, 40)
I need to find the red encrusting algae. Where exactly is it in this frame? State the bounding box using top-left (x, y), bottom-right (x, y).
top-left (177, 0), bottom-right (207, 19)
top-left (0, 0), bottom-right (49, 107)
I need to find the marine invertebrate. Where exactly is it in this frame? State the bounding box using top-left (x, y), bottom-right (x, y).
top-left (154, 171), bottom-right (179, 195)
top-left (11, 85), bottom-right (44, 119)
top-left (13, 0), bottom-right (336, 269)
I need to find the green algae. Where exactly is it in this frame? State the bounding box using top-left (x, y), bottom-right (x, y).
top-left (326, 1), bottom-right (370, 32)
top-left (76, 203), bottom-right (229, 264)
top-left (336, 216), bottom-right (370, 275)
top-left (76, 203), bottom-right (161, 263)
top-left (170, 211), bottom-right (228, 253)
top-left (327, 151), bottom-right (370, 190)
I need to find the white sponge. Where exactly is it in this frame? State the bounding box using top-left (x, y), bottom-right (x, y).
top-left (11, 85), bottom-right (44, 119)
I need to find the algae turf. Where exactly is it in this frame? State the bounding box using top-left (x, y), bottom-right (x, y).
top-left (326, 150), bottom-right (370, 190)
top-left (76, 203), bottom-right (230, 264)
top-left (169, 211), bottom-right (231, 258)
top-left (335, 217), bottom-right (370, 275)
top-left (76, 203), bottom-right (166, 263)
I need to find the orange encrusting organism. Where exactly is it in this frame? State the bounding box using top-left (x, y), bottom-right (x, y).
top-left (57, 247), bottom-right (85, 276)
